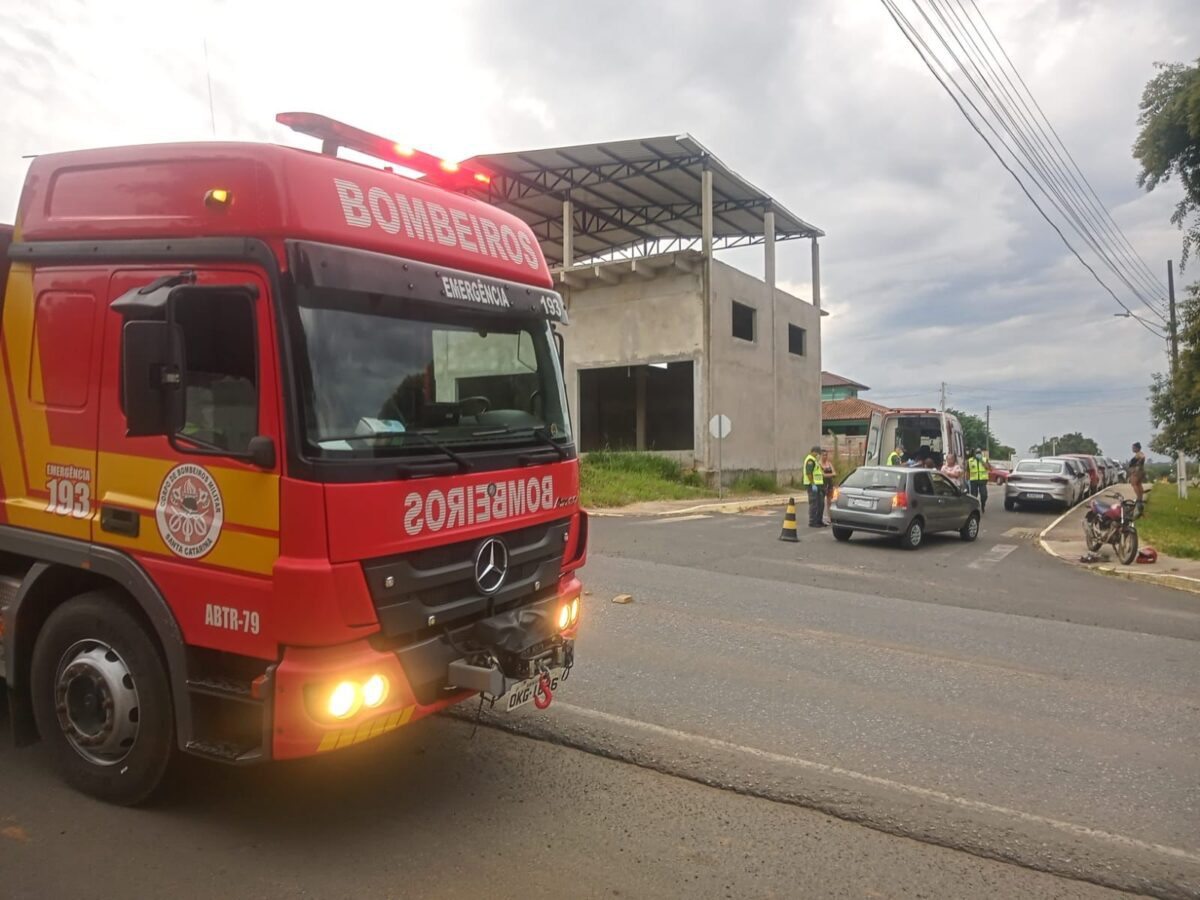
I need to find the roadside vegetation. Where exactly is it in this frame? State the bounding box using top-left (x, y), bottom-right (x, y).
top-left (580, 451), bottom-right (712, 508)
top-left (1138, 489), bottom-right (1200, 560)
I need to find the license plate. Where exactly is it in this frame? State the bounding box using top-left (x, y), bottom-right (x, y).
top-left (849, 498), bottom-right (875, 510)
top-left (1025, 492), bottom-right (1045, 499)
top-left (502, 668), bottom-right (566, 713)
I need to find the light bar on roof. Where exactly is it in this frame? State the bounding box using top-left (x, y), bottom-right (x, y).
top-left (275, 112), bottom-right (490, 187)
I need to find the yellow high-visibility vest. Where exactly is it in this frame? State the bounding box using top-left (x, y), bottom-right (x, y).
top-left (887, 450), bottom-right (902, 466)
top-left (803, 453), bottom-right (824, 486)
top-left (968, 457), bottom-right (988, 481)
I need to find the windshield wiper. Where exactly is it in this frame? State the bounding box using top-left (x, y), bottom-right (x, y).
top-left (315, 430), bottom-right (472, 471)
top-left (472, 425), bottom-right (570, 461)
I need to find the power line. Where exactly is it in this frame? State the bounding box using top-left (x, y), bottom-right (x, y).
top-left (879, 0), bottom-right (1168, 339)
top-left (936, 0), bottom-right (1169, 314)
top-left (911, 0), bottom-right (1168, 322)
top-left (964, 0), bottom-right (1170, 301)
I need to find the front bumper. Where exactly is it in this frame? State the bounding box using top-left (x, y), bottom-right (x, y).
top-left (271, 577), bottom-right (581, 759)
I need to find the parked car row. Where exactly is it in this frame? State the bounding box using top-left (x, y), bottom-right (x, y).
top-left (1004, 453), bottom-right (1124, 511)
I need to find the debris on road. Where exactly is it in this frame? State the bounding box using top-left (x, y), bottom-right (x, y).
top-left (611, 594), bottom-right (634, 604)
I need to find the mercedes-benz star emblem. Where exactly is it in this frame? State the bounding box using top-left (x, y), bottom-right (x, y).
top-left (474, 538), bottom-right (509, 595)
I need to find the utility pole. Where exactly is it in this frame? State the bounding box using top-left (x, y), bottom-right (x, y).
top-left (939, 381), bottom-right (946, 413)
top-left (1168, 261), bottom-right (1188, 499)
top-left (985, 405), bottom-right (991, 455)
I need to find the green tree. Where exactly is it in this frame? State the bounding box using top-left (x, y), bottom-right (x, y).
top-left (1028, 433), bottom-right (1102, 457)
top-left (946, 408), bottom-right (1015, 459)
top-left (1149, 281), bottom-right (1200, 457)
top-left (1133, 59), bottom-right (1200, 267)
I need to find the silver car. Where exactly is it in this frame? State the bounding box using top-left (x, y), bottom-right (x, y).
top-left (830, 466), bottom-right (981, 550)
top-left (1004, 458), bottom-right (1079, 510)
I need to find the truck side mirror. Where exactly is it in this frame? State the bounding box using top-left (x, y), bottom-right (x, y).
top-left (121, 321), bottom-right (176, 436)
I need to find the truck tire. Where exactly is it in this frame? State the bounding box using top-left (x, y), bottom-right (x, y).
top-left (30, 590), bottom-right (176, 805)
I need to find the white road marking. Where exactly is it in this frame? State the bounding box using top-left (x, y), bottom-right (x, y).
top-left (967, 543), bottom-right (1018, 570)
top-left (549, 701), bottom-right (1200, 865)
top-left (635, 514), bottom-right (712, 525)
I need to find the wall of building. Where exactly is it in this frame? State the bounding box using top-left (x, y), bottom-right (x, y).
top-left (708, 260), bottom-right (822, 481)
top-left (559, 268), bottom-right (706, 455)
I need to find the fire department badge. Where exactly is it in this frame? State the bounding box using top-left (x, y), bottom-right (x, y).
top-left (156, 463), bottom-right (224, 559)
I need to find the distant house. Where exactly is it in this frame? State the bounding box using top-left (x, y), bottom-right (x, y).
top-left (821, 372), bottom-right (888, 437)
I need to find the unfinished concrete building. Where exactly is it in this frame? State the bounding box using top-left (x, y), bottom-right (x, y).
top-left (464, 136), bottom-right (824, 482)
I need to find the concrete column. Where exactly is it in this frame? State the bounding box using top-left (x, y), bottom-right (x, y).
top-left (810, 237), bottom-right (821, 309)
top-left (701, 167), bottom-right (714, 473)
top-left (562, 198), bottom-right (574, 269)
top-left (764, 210), bottom-right (777, 478)
top-left (635, 366), bottom-right (647, 451)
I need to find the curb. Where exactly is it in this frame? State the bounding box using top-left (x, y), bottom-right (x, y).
top-left (589, 494), bottom-right (797, 519)
top-left (1037, 494), bottom-right (1200, 596)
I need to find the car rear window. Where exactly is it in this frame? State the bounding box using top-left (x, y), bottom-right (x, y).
top-left (1016, 461), bottom-right (1062, 474)
top-left (843, 469), bottom-right (905, 491)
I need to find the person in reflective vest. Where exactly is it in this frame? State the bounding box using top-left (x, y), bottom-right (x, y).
top-left (967, 448), bottom-right (989, 513)
top-left (803, 444), bottom-right (826, 527)
top-left (887, 443), bottom-right (905, 466)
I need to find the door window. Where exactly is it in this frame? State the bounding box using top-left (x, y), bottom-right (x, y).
top-left (930, 473), bottom-right (959, 497)
top-left (912, 473), bottom-right (934, 496)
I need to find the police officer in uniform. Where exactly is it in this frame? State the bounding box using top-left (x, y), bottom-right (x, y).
top-left (803, 444), bottom-right (825, 527)
top-left (967, 447), bottom-right (989, 513)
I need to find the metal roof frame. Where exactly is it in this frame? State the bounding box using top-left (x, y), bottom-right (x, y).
top-left (462, 134), bottom-right (823, 267)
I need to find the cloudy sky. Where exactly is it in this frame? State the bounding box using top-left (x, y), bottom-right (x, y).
top-left (1, 0), bottom-right (1196, 459)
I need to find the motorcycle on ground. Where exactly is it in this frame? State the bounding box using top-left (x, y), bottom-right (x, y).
top-left (1083, 492), bottom-right (1139, 565)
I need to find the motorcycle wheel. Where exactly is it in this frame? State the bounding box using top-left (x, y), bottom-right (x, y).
top-left (1116, 527), bottom-right (1138, 566)
top-left (1083, 516), bottom-right (1103, 553)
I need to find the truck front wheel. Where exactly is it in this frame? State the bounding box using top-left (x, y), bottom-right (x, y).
top-left (30, 591), bottom-right (176, 805)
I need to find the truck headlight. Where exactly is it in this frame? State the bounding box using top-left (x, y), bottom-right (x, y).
top-left (362, 674), bottom-right (389, 709)
top-left (328, 681), bottom-right (361, 719)
top-left (570, 597), bottom-right (579, 623)
top-left (557, 604), bottom-right (571, 630)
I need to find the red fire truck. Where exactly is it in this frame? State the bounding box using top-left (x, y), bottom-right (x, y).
top-left (0, 113), bottom-right (586, 803)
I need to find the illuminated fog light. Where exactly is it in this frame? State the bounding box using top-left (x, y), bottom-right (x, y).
top-left (557, 604), bottom-right (571, 630)
top-left (570, 597), bottom-right (579, 623)
top-left (362, 674), bottom-right (389, 709)
top-left (328, 681), bottom-right (361, 719)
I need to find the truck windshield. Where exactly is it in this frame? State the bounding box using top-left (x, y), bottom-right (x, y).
top-left (291, 285), bottom-right (571, 458)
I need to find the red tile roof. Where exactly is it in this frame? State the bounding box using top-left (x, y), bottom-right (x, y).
top-left (822, 397), bottom-right (890, 422)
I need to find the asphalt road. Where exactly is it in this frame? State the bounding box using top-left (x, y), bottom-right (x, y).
top-left (2, 499), bottom-right (1197, 898)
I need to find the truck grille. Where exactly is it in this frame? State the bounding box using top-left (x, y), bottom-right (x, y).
top-left (362, 517), bottom-right (571, 641)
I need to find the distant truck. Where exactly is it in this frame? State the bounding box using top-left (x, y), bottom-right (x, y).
top-left (0, 113), bottom-right (587, 804)
top-left (865, 409), bottom-right (968, 471)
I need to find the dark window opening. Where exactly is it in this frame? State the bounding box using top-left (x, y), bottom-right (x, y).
top-left (732, 301), bottom-right (756, 342)
top-left (788, 324), bottom-right (806, 356)
top-left (579, 362), bottom-right (694, 452)
top-left (177, 292), bottom-right (258, 454)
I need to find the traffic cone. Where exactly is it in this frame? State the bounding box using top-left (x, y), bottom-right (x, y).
top-left (779, 498), bottom-right (799, 542)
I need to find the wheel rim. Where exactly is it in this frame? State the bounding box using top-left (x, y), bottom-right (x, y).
top-left (54, 640), bottom-right (140, 766)
top-left (909, 522), bottom-right (922, 545)
top-left (967, 516), bottom-right (978, 539)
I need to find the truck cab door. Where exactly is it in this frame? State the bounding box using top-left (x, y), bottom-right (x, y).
top-left (94, 267), bottom-right (282, 660)
top-left (865, 411), bottom-right (884, 465)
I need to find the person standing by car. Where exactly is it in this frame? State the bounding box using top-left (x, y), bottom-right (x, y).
top-left (1128, 442), bottom-right (1146, 514)
top-left (968, 448), bottom-right (989, 513)
top-left (821, 449), bottom-right (837, 525)
top-left (887, 443), bottom-right (905, 466)
top-left (941, 452), bottom-right (965, 487)
top-left (803, 444), bottom-right (826, 528)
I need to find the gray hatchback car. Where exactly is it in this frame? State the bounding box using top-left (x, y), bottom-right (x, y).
top-left (829, 465), bottom-right (982, 549)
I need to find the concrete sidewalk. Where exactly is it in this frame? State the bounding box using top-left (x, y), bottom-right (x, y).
top-left (1039, 483), bottom-right (1200, 595)
top-left (589, 493), bottom-right (797, 518)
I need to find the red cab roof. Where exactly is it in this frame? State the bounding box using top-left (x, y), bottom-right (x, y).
top-left (15, 142), bottom-right (552, 288)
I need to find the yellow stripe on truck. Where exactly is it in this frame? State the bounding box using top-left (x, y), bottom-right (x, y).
top-left (316, 706), bottom-right (415, 753)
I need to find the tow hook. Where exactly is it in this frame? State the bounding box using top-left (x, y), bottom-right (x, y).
top-left (533, 668), bottom-right (554, 710)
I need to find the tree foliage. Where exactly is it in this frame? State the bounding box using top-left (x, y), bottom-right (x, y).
top-left (1133, 59), bottom-right (1200, 268)
top-left (1028, 432), bottom-right (1102, 457)
top-left (946, 408), bottom-right (1015, 460)
top-left (1149, 280), bottom-right (1200, 457)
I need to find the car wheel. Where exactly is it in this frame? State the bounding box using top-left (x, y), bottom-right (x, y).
top-left (30, 591), bottom-right (176, 805)
top-left (831, 526), bottom-right (852, 542)
top-left (1004, 498), bottom-right (1016, 512)
top-left (900, 518), bottom-right (923, 550)
top-left (960, 513), bottom-right (980, 542)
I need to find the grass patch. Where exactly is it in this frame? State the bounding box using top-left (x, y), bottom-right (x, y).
top-left (730, 471), bottom-right (779, 494)
top-left (580, 451), bottom-right (712, 508)
top-left (1138, 489), bottom-right (1200, 560)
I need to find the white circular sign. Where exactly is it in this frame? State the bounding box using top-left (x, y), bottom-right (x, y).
top-left (156, 463), bottom-right (224, 559)
top-left (708, 414), bottom-right (732, 439)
